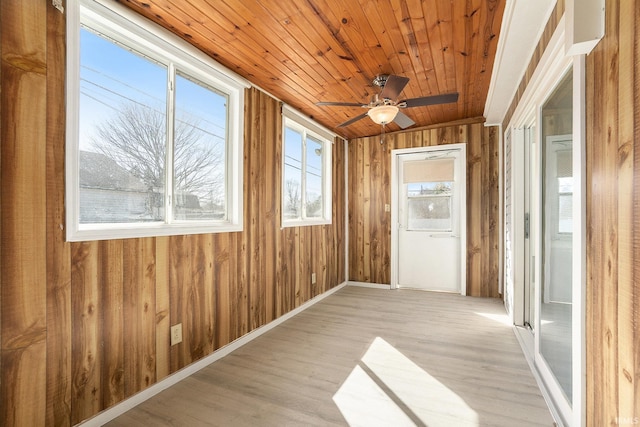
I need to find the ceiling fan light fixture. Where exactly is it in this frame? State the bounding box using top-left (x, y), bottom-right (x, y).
top-left (368, 105), bottom-right (399, 125)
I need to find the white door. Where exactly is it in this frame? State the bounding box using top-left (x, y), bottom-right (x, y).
top-left (394, 145), bottom-right (466, 293)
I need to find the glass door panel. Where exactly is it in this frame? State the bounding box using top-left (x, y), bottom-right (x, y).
top-left (540, 70), bottom-right (573, 401)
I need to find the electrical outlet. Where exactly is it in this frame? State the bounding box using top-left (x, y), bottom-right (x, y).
top-left (311, 272), bottom-right (317, 284)
top-left (384, 203), bottom-right (391, 212)
top-left (170, 323), bottom-right (183, 346)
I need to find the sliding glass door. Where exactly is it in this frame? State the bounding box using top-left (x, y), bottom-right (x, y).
top-left (504, 24), bottom-right (587, 422)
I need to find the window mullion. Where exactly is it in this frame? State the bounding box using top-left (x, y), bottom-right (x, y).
top-left (301, 131), bottom-right (307, 219)
top-left (166, 62), bottom-right (176, 224)
top-left (321, 142), bottom-right (326, 216)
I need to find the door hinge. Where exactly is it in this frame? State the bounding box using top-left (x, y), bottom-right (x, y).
top-left (524, 212), bottom-right (530, 239)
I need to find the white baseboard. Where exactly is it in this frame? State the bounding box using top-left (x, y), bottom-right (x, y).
top-left (347, 281), bottom-right (391, 290)
top-left (80, 281), bottom-right (348, 426)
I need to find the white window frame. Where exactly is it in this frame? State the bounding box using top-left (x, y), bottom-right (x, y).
top-left (66, 0), bottom-right (249, 241)
top-left (281, 106), bottom-right (334, 227)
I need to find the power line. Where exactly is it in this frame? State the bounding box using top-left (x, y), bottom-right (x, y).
top-left (80, 70), bottom-right (227, 133)
top-left (81, 80), bottom-right (225, 142)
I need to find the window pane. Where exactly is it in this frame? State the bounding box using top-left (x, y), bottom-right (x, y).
top-left (284, 127), bottom-right (303, 220)
top-left (173, 72), bottom-right (228, 221)
top-left (306, 137), bottom-right (323, 218)
top-left (79, 28), bottom-right (167, 223)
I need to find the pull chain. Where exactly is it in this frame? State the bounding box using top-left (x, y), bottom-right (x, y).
top-left (380, 124), bottom-right (385, 145)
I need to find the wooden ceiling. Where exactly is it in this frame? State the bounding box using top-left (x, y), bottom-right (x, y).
top-left (118, 0), bottom-right (505, 139)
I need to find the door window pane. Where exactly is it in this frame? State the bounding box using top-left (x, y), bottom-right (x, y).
top-left (557, 157), bottom-right (573, 234)
top-left (540, 69), bottom-right (573, 401)
top-left (406, 182), bottom-right (452, 230)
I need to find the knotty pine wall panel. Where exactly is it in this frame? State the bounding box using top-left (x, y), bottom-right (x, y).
top-left (0, 3), bottom-right (346, 425)
top-left (0, 2), bottom-right (48, 425)
top-left (100, 240), bottom-right (125, 410)
top-left (585, 0), bottom-right (640, 424)
top-left (348, 118), bottom-right (500, 297)
top-left (45, 0), bottom-right (73, 425)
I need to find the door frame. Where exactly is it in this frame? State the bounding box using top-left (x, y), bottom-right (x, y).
top-left (390, 143), bottom-right (467, 294)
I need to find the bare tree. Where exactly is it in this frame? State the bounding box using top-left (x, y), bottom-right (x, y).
top-left (306, 193), bottom-right (323, 217)
top-left (283, 179), bottom-right (324, 218)
top-left (284, 179), bottom-right (301, 218)
top-left (90, 102), bottom-right (224, 202)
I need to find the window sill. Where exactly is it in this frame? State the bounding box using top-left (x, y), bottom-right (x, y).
top-left (281, 219), bottom-right (331, 229)
top-left (67, 222), bottom-right (243, 242)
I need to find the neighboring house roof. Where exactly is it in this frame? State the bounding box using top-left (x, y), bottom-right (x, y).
top-left (79, 150), bottom-right (147, 191)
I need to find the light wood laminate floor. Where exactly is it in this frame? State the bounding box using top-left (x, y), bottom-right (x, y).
top-left (106, 286), bottom-right (554, 426)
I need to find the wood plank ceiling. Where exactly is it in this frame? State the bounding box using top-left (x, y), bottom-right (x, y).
top-left (118, 0), bottom-right (505, 139)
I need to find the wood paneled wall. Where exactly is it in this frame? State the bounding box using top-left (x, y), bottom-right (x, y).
top-left (347, 118), bottom-right (500, 297)
top-left (0, 3), bottom-right (345, 425)
top-left (500, 0), bottom-right (640, 424)
top-left (585, 0), bottom-right (640, 424)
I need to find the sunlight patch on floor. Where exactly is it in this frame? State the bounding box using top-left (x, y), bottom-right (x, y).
top-left (333, 337), bottom-right (478, 427)
top-left (475, 311), bottom-right (512, 326)
top-left (333, 364), bottom-right (416, 427)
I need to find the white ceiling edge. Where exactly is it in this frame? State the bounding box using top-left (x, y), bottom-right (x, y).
top-left (483, 0), bottom-right (558, 126)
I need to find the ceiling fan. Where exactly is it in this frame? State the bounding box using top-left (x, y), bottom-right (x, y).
top-left (316, 74), bottom-right (459, 129)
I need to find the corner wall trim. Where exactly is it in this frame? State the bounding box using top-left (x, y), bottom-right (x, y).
top-left (79, 281), bottom-right (349, 426)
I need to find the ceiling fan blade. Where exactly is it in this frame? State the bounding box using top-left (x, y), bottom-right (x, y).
top-left (393, 111), bottom-right (415, 129)
top-left (316, 101), bottom-right (367, 107)
top-left (401, 92), bottom-right (459, 108)
top-left (379, 75), bottom-right (410, 100)
top-left (337, 112), bottom-right (369, 127)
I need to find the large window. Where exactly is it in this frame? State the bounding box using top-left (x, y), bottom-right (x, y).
top-left (67, 0), bottom-right (247, 241)
top-left (282, 107), bottom-right (333, 226)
